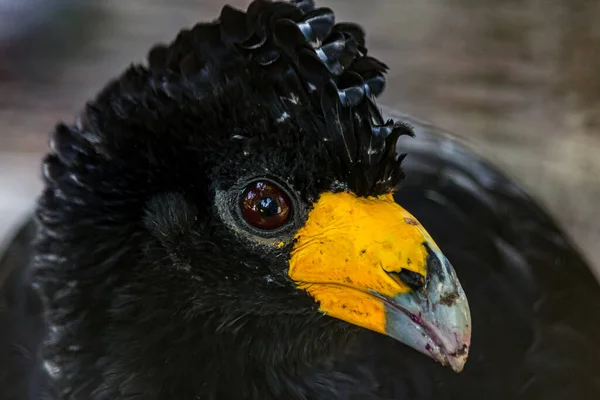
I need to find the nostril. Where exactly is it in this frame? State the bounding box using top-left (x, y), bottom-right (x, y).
top-left (389, 269), bottom-right (426, 291)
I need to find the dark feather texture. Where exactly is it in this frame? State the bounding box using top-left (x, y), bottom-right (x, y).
top-left (32, 1), bottom-right (415, 398)
top-left (1, 1), bottom-right (600, 399)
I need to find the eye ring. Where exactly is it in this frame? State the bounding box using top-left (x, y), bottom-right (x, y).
top-left (239, 180), bottom-right (293, 231)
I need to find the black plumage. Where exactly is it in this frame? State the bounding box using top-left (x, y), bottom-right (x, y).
top-left (1, 1), bottom-right (600, 399)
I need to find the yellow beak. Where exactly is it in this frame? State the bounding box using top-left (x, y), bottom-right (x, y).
top-left (289, 191), bottom-right (471, 372)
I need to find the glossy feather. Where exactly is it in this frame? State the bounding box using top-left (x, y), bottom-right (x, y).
top-left (1, 1), bottom-right (599, 399)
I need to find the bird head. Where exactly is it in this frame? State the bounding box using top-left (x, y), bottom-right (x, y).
top-left (35, 0), bottom-right (471, 395)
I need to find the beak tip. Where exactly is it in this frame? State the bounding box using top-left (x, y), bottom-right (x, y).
top-left (385, 252), bottom-right (472, 373)
top-left (425, 330), bottom-right (470, 373)
top-left (444, 342), bottom-right (470, 373)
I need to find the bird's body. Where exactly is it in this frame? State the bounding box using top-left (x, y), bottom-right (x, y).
top-left (1, 1), bottom-right (600, 399)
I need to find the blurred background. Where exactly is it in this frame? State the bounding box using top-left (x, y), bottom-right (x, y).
top-left (0, 0), bottom-right (599, 272)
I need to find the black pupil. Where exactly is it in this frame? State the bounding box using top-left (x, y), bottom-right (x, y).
top-left (258, 197), bottom-right (280, 217)
top-left (241, 180), bottom-right (291, 230)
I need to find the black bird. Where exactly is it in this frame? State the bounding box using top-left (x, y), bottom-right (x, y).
top-left (1, 0), bottom-right (600, 399)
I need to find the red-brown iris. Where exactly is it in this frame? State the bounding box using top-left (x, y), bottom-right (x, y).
top-left (240, 181), bottom-right (291, 230)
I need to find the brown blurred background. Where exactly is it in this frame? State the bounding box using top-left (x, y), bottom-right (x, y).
top-left (0, 0), bottom-right (599, 272)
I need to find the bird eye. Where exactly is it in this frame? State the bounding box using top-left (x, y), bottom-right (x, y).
top-left (240, 180), bottom-right (292, 230)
